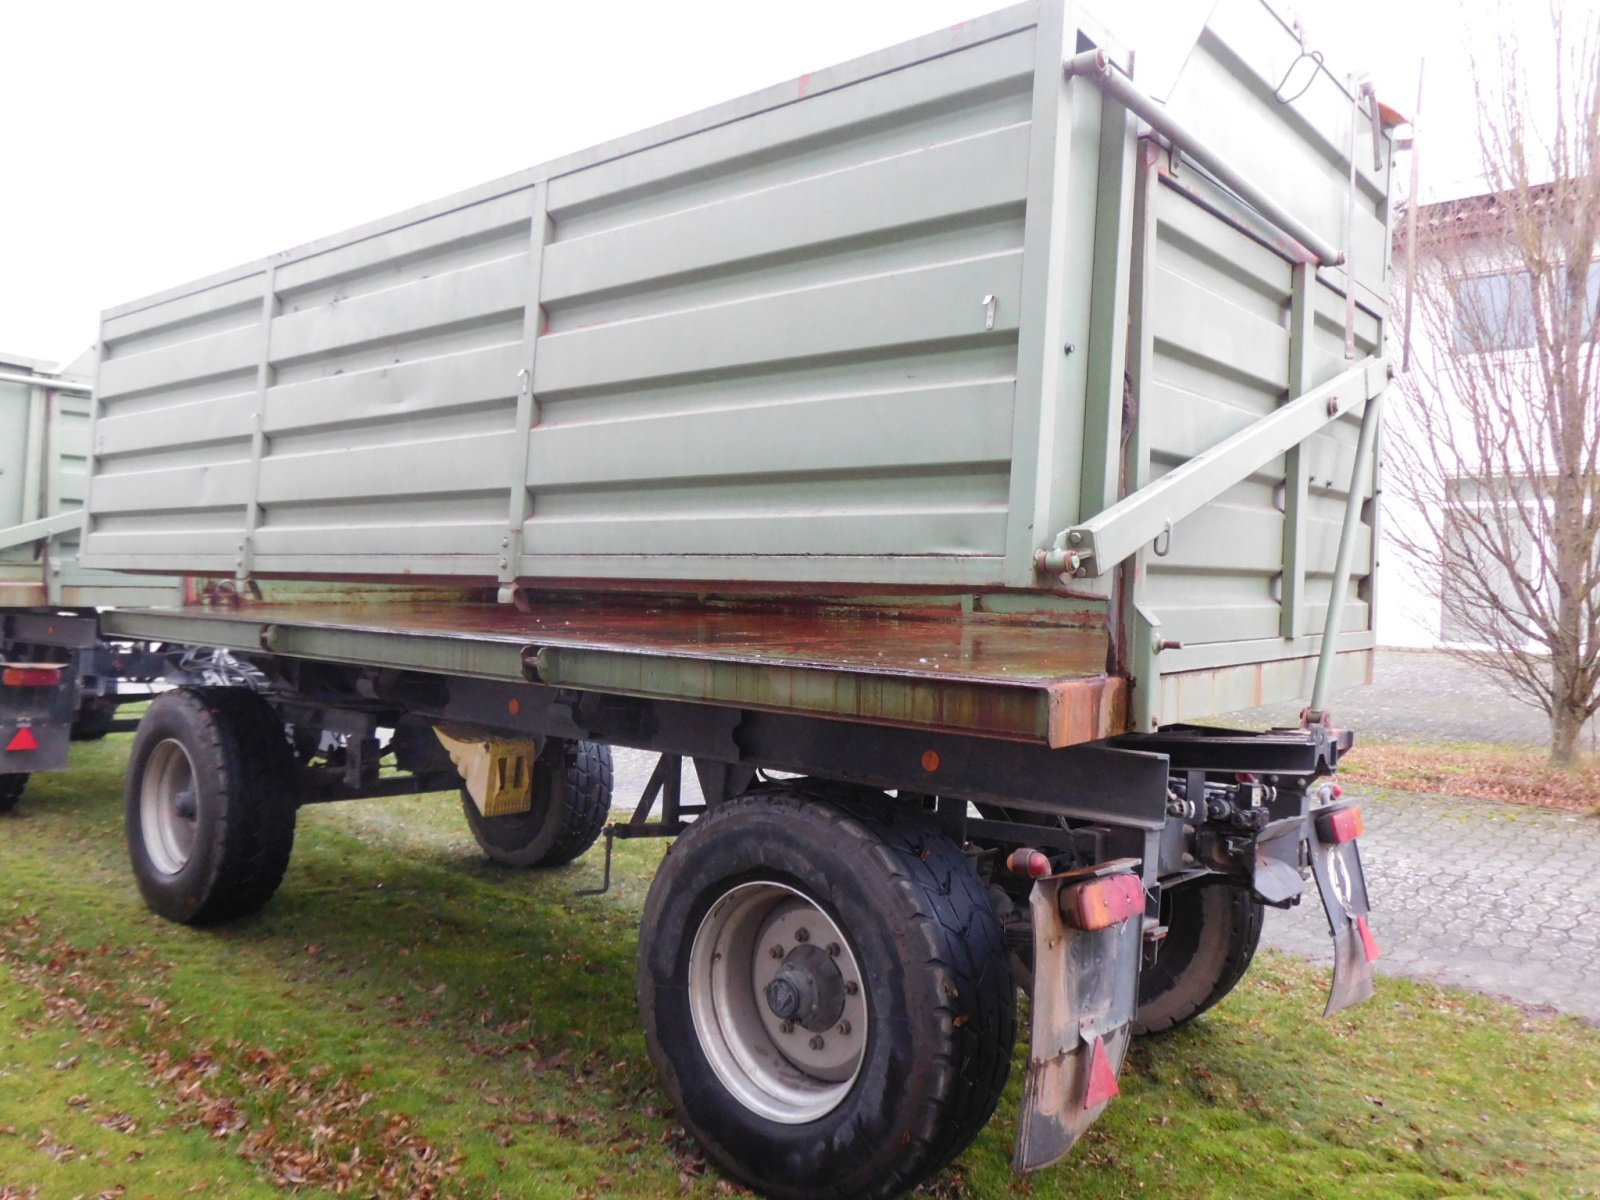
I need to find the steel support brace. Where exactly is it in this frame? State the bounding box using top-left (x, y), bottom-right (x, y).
top-left (0, 509), bottom-right (81, 554)
top-left (1307, 385), bottom-right (1386, 719)
top-left (0, 371), bottom-right (91, 395)
top-left (1039, 357), bottom-right (1388, 579)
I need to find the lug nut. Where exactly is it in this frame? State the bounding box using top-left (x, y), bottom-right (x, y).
top-left (795, 927), bottom-right (810, 943)
top-left (779, 1020), bottom-right (794, 1034)
top-left (844, 981), bottom-right (859, 996)
top-left (809, 1035), bottom-right (825, 1050)
top-left (827, 942), bottom-right (841, 957)
top-left (837, 1020), bottom-right (851, 1035)
top-left (769, 945), bottom-right (785, 959)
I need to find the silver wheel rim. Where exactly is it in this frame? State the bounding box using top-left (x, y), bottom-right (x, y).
top-left (141, 739), bottom-right (199, 875)
top-left (688, 881), bottom-right (868, 1124)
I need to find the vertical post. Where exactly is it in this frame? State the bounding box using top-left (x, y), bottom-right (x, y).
top-left (1307, 387), bottom-right (1385, 720)
top-left (501, 184), bottom-right (550, 597)
top-left (1280, 262), bottom-right (1314, 639)
top-left (1342, 79), bottom-right (1360, 361)
top-left (238, 265), bottom-right (278, 585)
top-left (1077, 97), bottom-right (1137, 531)
top-left (1001, 0), bottom-right (1081, 587)
top-left (18, 380), bottom-right (46, 528)
top-left (1120, 142), bottom-right (1162, 733)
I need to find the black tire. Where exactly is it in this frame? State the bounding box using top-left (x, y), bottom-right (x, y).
top-left (72, 697), bottom-right (117, 742)
top-left (0, 774), bottom-right (26, 814)
top-left (1133, 877), bottom-right (1264, 1035)
top-left (638, 787), bottom-right (1016, 1200)
top-left (461, 739), bottom-right (612, 868)
top-left (125, 687), bottom-right (297, 925)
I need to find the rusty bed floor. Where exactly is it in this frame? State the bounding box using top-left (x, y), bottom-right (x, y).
top-left (103, 598), bottom-right (1127, 747)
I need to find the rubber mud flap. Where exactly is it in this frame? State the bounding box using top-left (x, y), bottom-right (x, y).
top-left (1309, 820), bottom-right (1376, 1016)
top-left (1014, 861), bottom-right (1143, 1173)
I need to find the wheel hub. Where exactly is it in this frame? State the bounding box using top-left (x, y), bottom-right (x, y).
top-left (764, 944), bottom-right (845, 1031)
top-left (689, 881), bottom-right (869, 1124)
top-left (140, 739), bottom-right (199, 876)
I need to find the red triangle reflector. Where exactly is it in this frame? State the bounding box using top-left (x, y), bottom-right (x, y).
top-left (6, 727), bottom-right (40, 753)
top-left (1083, 1034), bottom-right (1120, 1109)
top-left (1356, 915), bottom-right (1380, 963)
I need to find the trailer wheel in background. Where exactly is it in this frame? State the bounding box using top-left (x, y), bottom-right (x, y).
top-left (71, 698), bottom-right (117, 741)
top-left (461, 740), bottom-right (612, 868)
top-left (0, 774), bottom-right (26, 814)
top-left (125, 688), bottom-right (297, 925)
top-left (638, 788), bottom-right (1015, 1200)
top-left (1133, 876), bottom-right (1264, 1035)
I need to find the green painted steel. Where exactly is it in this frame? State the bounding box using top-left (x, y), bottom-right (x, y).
top-left (77, 0), bottom-right (1395, 728)
top-left (0, 354), bottom-right (182, 609)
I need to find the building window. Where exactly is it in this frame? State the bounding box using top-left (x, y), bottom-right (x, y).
top-left (1453, 271), bottom-right (1535, 352)
top-left (1453, 262), bottom-right (1600, 353)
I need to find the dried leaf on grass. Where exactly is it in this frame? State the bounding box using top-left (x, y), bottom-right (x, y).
top-left (1340, 743), bottom-right (1600, 814)
top-left (0, 914), bottom-right (464, 1199)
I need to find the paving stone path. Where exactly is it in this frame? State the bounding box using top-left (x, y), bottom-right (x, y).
top-left (1261, 786), bottom-right (1600, 1021)
top-left (1216, 647), bottom-right (1556, 747)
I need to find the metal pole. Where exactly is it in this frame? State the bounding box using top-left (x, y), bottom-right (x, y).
top-left (0, 370), bottom-right (91, 395)
top-left (1401, 61), bottom-right (1424, 373)
top-left (1064, 49), bottom-right (1345, 267)
top-left (1307, 387), bottom-right (1386, 720)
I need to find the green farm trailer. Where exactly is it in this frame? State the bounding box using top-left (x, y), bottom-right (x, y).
top-left (63, 1), bottom-right (1397, 1193)
top-left (0, 353), bottom-right (186, 810)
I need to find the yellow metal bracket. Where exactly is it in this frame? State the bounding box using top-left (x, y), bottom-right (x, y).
top-left (433, 725), bottom-right (536, 816)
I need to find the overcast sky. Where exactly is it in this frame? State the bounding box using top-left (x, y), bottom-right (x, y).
top-left (0, 0), bottom-right (1562, 366)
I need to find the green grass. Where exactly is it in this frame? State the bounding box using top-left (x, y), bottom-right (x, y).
top-left (2, 738), bottom-right (1597, 1200)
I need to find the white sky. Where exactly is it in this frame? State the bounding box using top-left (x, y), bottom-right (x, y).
top-left (0, 0), bottom-right (1561, 365)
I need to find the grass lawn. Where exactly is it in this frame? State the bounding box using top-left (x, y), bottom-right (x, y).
top-left (2, 737), bottom-right (1597, 1200)
top-left (1338, 742), bottom-right (1600, 815)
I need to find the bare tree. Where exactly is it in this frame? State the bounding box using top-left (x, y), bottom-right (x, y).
top-left (1390, 3), bottom-right (1600, 764)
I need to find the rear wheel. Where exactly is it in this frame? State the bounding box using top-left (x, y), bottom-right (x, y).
top-left (1133, 877), bottom-right (1264, 1035)
top-left (125, 688), bottom-right (296, 925)
top-left (0, 774), bottom-right (26, 814)
top-left (638, 788), bottom-right (1016, 1200)
top-left (461, 739), bottom-right (612, 867)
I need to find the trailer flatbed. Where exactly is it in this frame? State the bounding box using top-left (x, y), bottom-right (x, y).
top-left (102, 595), bottom-right (1125, 747)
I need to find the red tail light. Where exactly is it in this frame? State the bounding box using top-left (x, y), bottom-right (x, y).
top-left (1059, 874), bottom-right (1144, 931)
top-left (1317, 806), bottom-right (1364, 844)
top-left (2, 665), bottom-right (64, 688)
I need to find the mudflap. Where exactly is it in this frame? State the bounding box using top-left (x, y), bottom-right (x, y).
top-left (1308, 807), bottom-right (1377, 1016)
top-left (1013, 859), bottom-right (1143, 1174)
top-left (1, 662), bottom-right (73, 777)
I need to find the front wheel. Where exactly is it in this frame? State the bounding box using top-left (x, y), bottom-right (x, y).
top-left (638, 788), bottom-right (1016, 1200)
top-left (125, 688), bottom-right (296, 925)
top-left (0, 774), bottom-right (26, 814)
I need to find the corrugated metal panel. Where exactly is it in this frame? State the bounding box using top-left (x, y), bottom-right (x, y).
top-left (525, 39), bottom-right (1035, 566)
top-left (1130, 0), bottom-right (1389, 724)
top-left (83, 11), bottom-right (1050, 586)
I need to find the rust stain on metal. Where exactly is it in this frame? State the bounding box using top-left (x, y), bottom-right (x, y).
top-left (1045, 675), bottom-right (1128, 748)
top-left (157, 591), bottom-right (1132, 747)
